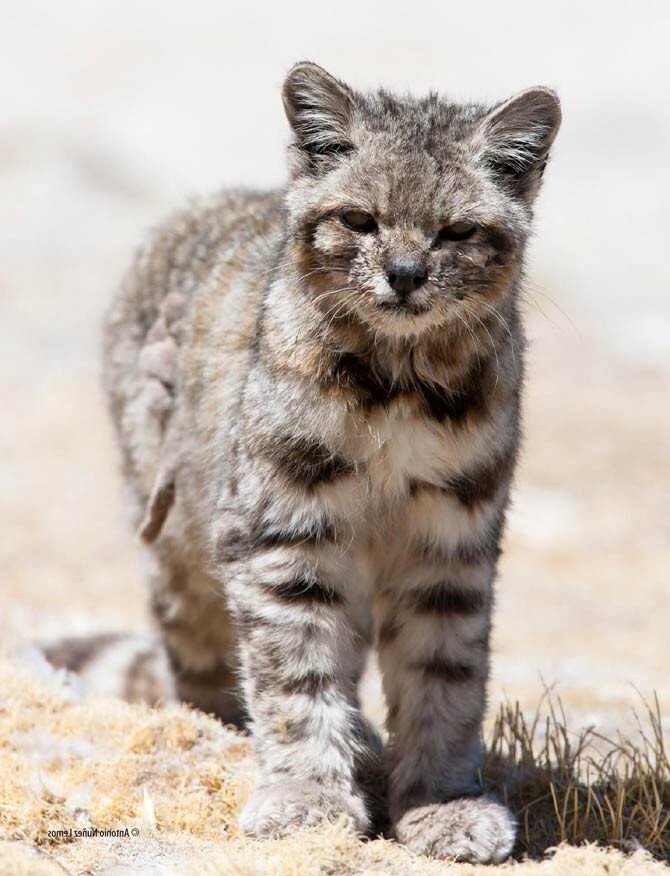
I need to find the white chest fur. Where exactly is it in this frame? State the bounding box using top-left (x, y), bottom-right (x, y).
top-left (359, 404), bottom-right (452, 499)
top-left (353, 398), bottom-right (508, 504)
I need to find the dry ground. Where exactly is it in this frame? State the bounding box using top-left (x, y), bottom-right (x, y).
top-left (1, 650), bottom-right (669, 875)
top-left (1, 2), bottom-right (669, 873)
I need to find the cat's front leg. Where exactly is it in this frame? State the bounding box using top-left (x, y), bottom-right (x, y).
top-left (226, 548), bottom-right (370, 838)
top-left (376, 549), bottom-right (516, 863)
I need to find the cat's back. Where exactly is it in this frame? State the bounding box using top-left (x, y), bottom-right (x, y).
top-left (105, 187), bottom-right (283, 359)
top-left (104, 187), bottom-right (284, 506)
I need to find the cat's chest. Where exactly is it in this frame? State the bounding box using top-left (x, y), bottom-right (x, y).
top-left (356, 404), bottom-right (459, 499)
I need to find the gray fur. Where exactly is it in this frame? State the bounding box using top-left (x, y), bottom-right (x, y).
top-left (98, 62), bottom-right (560, 861)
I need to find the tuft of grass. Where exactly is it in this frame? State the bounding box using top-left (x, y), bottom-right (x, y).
top-left (483, 693), bottom-right (670, 861)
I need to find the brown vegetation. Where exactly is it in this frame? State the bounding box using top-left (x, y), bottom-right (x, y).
top-left (1, 653), bottom-right (668, 874)
top-left (485, 695), bottom-right (670, 861)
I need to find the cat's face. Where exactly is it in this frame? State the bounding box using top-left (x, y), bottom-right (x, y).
top-left (283, 63), bottom-right (560, 340)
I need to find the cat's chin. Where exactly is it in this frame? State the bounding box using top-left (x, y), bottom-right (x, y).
top-left (361, 305), bottom-right (446, 341)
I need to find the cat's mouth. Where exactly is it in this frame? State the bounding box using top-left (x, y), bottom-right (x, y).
top-left (378, 299), bottom-right (432, 317)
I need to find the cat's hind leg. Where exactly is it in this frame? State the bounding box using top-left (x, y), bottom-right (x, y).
top-left (148, 548), bottom-right (246, 727)
top-left (42, 553), bottom-right (245, 728)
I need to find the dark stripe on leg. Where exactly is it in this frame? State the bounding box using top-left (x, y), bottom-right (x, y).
top-left (412, 658), bottom-right (477, 683)
top-left (280, 671), bottom-right (335, 696)
top-left (262, 574), bottom-right (343, 607)
top-left (445, 450), bottom-right (516, 509)
top-left (411, 506), bottom-right (507, 567)
top-left (217, 518), bottom-right (337, 563)
top-left (256, 432), bottom-right (355, 488)
top-left (411, 582), bottom-right (485, 615)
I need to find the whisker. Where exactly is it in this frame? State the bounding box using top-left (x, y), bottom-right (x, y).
top-left (311, 286), bottom-right (355, 307)
top-left (461, 301), bottom-right (501, 391)
top-left (522, 279), bottom-right (581, 337)
top-left (465, 297), bottom-right (518, 372)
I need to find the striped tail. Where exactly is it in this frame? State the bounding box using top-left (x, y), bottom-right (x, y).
top-left (41, 633), bottom-right (176, 706)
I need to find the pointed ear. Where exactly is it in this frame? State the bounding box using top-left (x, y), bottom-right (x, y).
top-left (282, 62), bottom-right (356, 172)
top-left (476, 87), bottom-right (561, 200)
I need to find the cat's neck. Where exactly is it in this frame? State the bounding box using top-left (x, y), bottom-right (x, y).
top-left (262, 269), bottom-right (519, 394)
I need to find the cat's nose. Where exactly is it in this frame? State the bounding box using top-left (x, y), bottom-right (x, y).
top-left (385, 260), bottom-right (428, 296)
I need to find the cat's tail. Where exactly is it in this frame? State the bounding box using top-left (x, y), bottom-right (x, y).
top-left (40, 633), bottom-right (176, 706)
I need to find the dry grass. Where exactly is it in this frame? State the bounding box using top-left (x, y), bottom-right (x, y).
top-left (1, 650), bottom-right (669, 874)
top-left (485, 695), bottom-right (670, 861)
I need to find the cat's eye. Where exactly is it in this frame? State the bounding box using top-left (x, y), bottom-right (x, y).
top-left (340, 210), bottom-right (378, 233)
top-left (436, 220), bottom-right (478, 243)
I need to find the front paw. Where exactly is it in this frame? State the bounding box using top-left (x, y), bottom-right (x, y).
top-left (239, 778), bottom-right (369, 838)
top-left (393, 796), bottom-right (516, 863)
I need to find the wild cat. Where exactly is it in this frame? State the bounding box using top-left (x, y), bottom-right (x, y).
top-left (46, 62), bottom-right (560, 862)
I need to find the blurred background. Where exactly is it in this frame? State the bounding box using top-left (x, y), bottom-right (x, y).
top-left (2, 0), bottom-right (668, 735)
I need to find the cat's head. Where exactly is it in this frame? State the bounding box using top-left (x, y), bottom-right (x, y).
top-left (282, 62), bottom-right (560, 340)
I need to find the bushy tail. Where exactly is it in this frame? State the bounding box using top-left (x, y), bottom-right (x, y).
top-left (41, 633), bottom-right (176, 706)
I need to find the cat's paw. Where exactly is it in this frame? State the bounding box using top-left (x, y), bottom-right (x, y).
top-left (239, 779), bottom-right (369, 838)
top-left (393, 796), bottom-right (516, 863)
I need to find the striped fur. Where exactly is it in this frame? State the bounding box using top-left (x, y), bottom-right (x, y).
top-left (42, 634), bottom-right (176, 706)
top-left (98, 62), bottom-right (560, 861)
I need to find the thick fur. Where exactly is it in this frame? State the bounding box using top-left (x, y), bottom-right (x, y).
top-left (93, 63), bottom-right (559, 862)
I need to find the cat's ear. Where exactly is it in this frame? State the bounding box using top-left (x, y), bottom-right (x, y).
top-left (282, 61), bottom-right (356, 172)
top-left (475, 87), bottom-right (561, 200)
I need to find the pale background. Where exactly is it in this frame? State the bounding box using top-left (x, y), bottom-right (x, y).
top-left (2, 0), bottom-right (668, 735)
